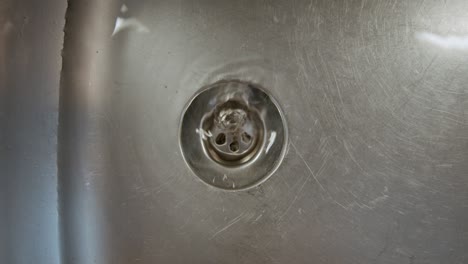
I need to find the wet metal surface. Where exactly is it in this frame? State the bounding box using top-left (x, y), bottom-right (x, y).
top-left (3, 0), bottom-right (468, 263)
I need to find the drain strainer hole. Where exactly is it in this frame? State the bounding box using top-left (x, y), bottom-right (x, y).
top-left (215, 133), bottom-right (226, 145)
top-left (229, 141), bottom-right (240, 152)
top-left (241, 132), bottom-right (252, 143)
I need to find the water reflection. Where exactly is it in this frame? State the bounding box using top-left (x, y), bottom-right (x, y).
top-left (112, 4), bottom-right (149, 36)
top-left (416, 31), bottom-right (468, 50)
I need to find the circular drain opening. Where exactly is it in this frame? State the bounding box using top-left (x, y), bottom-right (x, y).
top-left (242, 132), bottom-right (252, 143)
top-left (179, 80), bottom-right (288, 190)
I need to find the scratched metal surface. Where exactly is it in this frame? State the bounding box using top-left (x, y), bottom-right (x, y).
top-left (4, 0), bottom-right (468, 263)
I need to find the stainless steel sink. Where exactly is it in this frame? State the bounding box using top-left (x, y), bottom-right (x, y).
top-left (3, 0), bottom-right (468, 263)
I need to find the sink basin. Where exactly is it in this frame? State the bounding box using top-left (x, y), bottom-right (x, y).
top-left (3, 0), bottom-right (468, 263)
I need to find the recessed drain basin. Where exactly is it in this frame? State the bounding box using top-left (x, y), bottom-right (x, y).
top-left (179, 80), bottom-right (287, 190)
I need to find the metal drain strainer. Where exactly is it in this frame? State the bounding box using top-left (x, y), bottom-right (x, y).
top-left (203, 100), bottom-right (263, 166)
top-left (179, 80), bottom-right (287, 190)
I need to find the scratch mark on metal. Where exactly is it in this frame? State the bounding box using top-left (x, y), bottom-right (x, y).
top-left (278, 141), bottom-right (329, 221)
top-left (291, 141), bottom-right (326, 191)
top-left (278, 193), bottom-right (300, 221)
top-left (343, 139), bottom-right (367, 174)
top-left (210, 213), bottom-right (244, 239)
top-left (254, 213), bottom-right (263, 222)
top-left (369, 193), bottom-right (389, 205)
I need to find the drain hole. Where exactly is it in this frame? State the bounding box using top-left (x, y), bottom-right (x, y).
top-left (215, 133), bottom-right (226, 145)
top-left (241, 132), bottom-right (252, 143)
top-left (229, 141), bottom-right (240, 152)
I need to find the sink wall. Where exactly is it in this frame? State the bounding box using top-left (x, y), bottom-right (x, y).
top-left (0, 1), bottom-right (65, 263)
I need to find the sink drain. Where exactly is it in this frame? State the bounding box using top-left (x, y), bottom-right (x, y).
top-left (202, 100), bottom-right (263, 165)
top-left (179, 80), bottom-right (287, 190)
